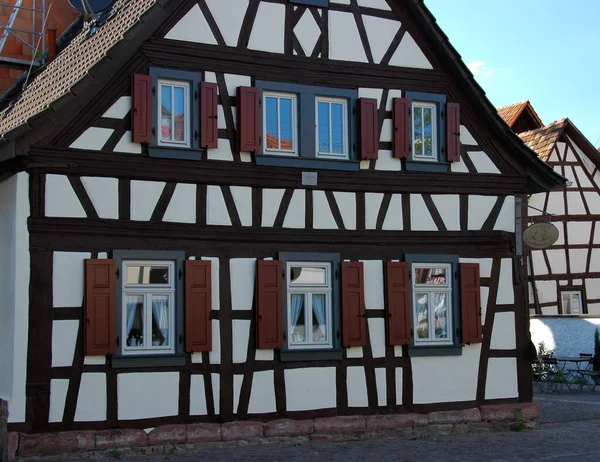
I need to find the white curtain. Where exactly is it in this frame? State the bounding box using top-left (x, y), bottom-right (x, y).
top-left (152, 296), bottom-right (170, 345)
top-left (433, 292), bottom-right (448, 338)
top-left (312, 294), bottom-right (326, 339)
top-left (125, 296), bottom-right (139, 340)
top-left (290, 294), bottom-right (304, 331)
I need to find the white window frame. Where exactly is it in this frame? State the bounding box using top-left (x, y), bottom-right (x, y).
top-left (157, 79), bottom-right (191, 148)
top-left (412, 101), bottom-right (437, 162)
top-left (286, 262), bottom-right (333, 350)
top-left (412, 262), bottom-right (453, 346)
top-left (561, 291), bottom-right (583, 314)
top-left (121, 260), bottom-right (176, 355)
top-left (315, 96), bottom-right (349, 160)
top-left (263, 91), bottom-right (298, 156)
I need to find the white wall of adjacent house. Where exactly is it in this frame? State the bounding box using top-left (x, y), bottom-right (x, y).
top-left (0, 173), bottom-right (30, 422)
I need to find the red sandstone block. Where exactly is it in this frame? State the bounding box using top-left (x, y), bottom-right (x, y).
top-left (7, 432), bottom-right (19, 462)
top-left (365, 414), bottom-right (418, 431)
top-left (264, 419), bottom-right (314, 437)
top-left (309, 434), bottom-right (332, 442)
top-left (221, 421), bottom-right (263, 441)
top-left (313, 416), bottom-right (366, 434)
top-left (186, 423), bottom-right (222, 443)
top-left (18, 430), bottom-right (95, 457)
top-left (480, 403), bottom-right (539, 422)
top-left (147, 425), bottom-right (187, 446)
top-left (427, 408), bottom-right (481, 424)
top-left (96, 429), bottom-right (147, 450)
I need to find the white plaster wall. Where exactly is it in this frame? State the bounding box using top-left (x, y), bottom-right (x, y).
top-left (584, 192), bottom-right (600, 214)
top-left (114, 132), bottom-right (142, 154)
top-left (566, 192), bottom-right (586, 215)
top-left (232, 320), bottom-right (251, 363)
top-left (205, 0), bottom-right (248, 47)
top-left (358, 0), bottom-right (391, 9)
top-left (212, 373), bottom-right (220, 414)
top-left (410, 194), bottom-right (437, 231)
top-left (489, 313), bottom-right (516, 350)
top-left (546, 249), bottom-right (567, 274)
top-left (389, 33), bottom-right (432, 69)
top-left (313, 190), bottom-right (337, 229)
top-left (368, 318), bottom-right (386, 359)
top-left (347, 366), bottom-right (368, 407)
top-left (365, 192), bottom-right (384, 230)
top-left (591, 249), bottom-right (600, 273)
top-left (485, 358), bottom-right (518, 400)
top-left (497, 258), bottom-right (514, 305)
top-left (395, 368), bottom-right (402, 405)
top-left (585, 279), bottom-right (600, 300)
top-left (118, 372), bottom-right (179, 420)
top-left (467, 195), bottom-right (496, 231)
top-left (163, 183), bottom-right (196, 224)
top-left (375, 367), bottom-right (387, 407)
top-left (431, 194), bottom-right (459, 231)
top-left (494, 197), bottom-right (515, 233)
top-left (362, 260), bottom-right (384, 310)
top-left (81, 177), bottom-right (119, 219)
top-left (294, 9), bottom-right (321, 56)
top-left (530, 251), bottom-right (549, 275)
top-left (49, 379), bottom-right (69, 423)
top-left (130, 180), bottom-right (165, 222)
top-left (546, 191), bottom-right (565, 215)
top-left (459, 258), bottom-right (493, 278)
top-left (333, 191), bottom-right (356, 230)
top-left (329, 11), bottom-right (368, 63)
top-left (190, 375), bottom-right (207, 415)
top-left (412, 345), bottom-right (480, 403)
top-left (51, 320), bottom-right (79, 367)
top-left (75, 373), bottom-right (107, 422)
top-left (362, 16), bottom-right (400, 64)
top-left (248, 2), bottom-right (285, 54)
top-left (469, 151), bottom-right (500, 174)
top-left (569, 249), bottom-right (587, 274)
top-left (285, 367), bottom-right (336, 411)
top-left (574, 166), bottom-right (593, 188)
top-left (233, 374), bottom-right (243, 414)
top-left (209, 320), bottom-right (221, 364)
top-left (248, 370), bottom-right (276, 414)
top-left (346, 347), bottom-right (363, 359)
top-left (382, 194), bottom-right (403, 230)
top-left (230, 258), bottom-right (256, 311)
top-left (230, 186), bottom-right (253, 227)
top-left (103, 96), bottom-right (131, 119)
top-left (262, 189), bottom-right (285, 227)
top-left (53, 252), bottom-right (91, 307)
top-left (70, 127), bottom-right (113, 151)
top-left (459, 126), bottom-right (477, 145)
top-left (536, 280), bottom-right (557, 304)
top-left (283, 190), bottom-right (306, 229)
top-left (376, 150), bottom-right (401, 172)
top-left (165, 4), bottom-right (217, 45)
top-left (46, 174), bottom-right (86, 218)
top-left (567, 221), bottom-right (592, 245)
top-left (206, 185), bottom-right (232, 226)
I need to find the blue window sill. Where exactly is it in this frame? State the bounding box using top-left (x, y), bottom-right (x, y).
top-left (407, 345), bottom-right (463, 357)
top-left (111, 354), bottom-right (187, 368)
top-left (149, 145), bottom-right (203, 160)
top-left (256, 154), bottom-right (359, 171)
top-left (405, 159), bottom-right (450, 173)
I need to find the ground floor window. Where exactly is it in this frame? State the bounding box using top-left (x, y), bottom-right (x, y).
top-left (561, 291), bottom-right (582, 314)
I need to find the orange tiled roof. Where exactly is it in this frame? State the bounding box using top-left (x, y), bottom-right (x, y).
top-left (497, 100), bottom-right (544, 129)
top-left (518, 119), bottom-right (567, 162)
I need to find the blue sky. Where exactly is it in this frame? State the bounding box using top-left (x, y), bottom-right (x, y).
top-left (425, 0), bottom-right (600, 148)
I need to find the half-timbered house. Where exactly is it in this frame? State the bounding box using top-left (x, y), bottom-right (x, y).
top-left (0, 0), bottom-right (564, 456)
top-left (500, 101), bottom-right (600, 356)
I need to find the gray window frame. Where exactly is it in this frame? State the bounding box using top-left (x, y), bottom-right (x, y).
top-left (405, 254), bottom-right (462, 357)
top-left (255, 81), bottom-right (359, 171)
top-left (404, 91), bottom-right (449, 173)
top-left (290, 0), bottom-right (328, 6)
top-left (278, 252), bottom-right (343, 361)
top-left (112, 250), bottom-right (186, 368)
top-left (148, 67), bottom-right (203, 160)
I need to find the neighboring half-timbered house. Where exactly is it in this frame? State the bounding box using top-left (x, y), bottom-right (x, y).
top-left (0, 0), bottom-right (564, 452)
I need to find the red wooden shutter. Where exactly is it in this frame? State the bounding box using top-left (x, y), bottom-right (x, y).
top-left (200, 82), bottom-right (219, 149)
top-left (84, 259), bottom-right (116, 356)
top-left (392, 98), bottom-right (410, 159)
top-left (342, 261), bottom-right (366, 347)
top-left (131, 74), bottom-right (153, 144)
top-left (185, 260), bottom-right (212, 352)
top-left (256, 260), bottom-right (283, 349)
top-left (446, 102), bottom-right (461, 162)
top-left (360, 98), bottom-right (379, 160)
top-left (385, 262), bottom-right (412, 345)
top-left (237, 86), bottom-right (260, 152)
top-left (460, 263), bottom-right (482, 344)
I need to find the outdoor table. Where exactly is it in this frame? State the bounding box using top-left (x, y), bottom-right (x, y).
top-left (554, 357), bottom-right (592, 391)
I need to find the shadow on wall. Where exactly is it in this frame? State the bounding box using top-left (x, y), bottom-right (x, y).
top-left (530, 317), bottom-right (600, 357)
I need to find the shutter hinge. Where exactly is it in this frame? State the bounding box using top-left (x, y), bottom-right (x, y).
top-left (152, 127), bottom-right (156, 137)
top-left (336, 329), bottom-right (341, 339)
top-left (152, 86), bottom-right (156, 96)
top-left (179, 334), bottom-right (183, 345)
top-left (283, 330), bottom-right (287, 341)
top-left (353, 142), bottom-right (357, 153)
top-left (456, 327), bottom-right (461, 337)
top-left (352, 105), bottom-right (357, 116)
top-left (259, 135), bottom-right (262, 146)
top-left (479, 307), bottom-right (482, 317)
top-left (194, 90), bottom-right (199, 100)
top-left (179, 269), bottom-right (183, 280)
top-left (442, 146), bottom-right (446, 155)
top-left (441, 109), bottom-right (445, 119)
top-left (194, 130), bottom-right (199, 141)
top-left (115, 268), bottom-right (120, 279)
top-left (116, 336), bottom-right (120, 347)
top-left (282, 269), bottom-right (285, 279)
top-left (335, 269), bottom-right (339, 280)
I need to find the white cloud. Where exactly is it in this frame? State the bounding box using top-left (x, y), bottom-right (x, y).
top-left (466, 60), bottom-right (494, 78)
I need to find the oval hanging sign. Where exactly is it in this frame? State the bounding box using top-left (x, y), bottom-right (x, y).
top-left (523, 222), bottom-right (560, 249)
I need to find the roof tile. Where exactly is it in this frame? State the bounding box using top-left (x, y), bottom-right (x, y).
top-left (518, 119), bottom-right (567, 161)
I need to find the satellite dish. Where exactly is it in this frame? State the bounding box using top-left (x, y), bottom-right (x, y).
top-left (68, 0), bottom-right (115, 16)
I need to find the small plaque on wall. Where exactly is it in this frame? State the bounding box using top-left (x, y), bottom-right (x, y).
top-left (302, 171), bottom-right (318, 186)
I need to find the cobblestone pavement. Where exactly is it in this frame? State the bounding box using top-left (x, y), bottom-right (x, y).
top-left (31, 392), bottom-right (600, 462)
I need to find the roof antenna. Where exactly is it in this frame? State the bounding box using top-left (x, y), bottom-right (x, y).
top-left (68, 1), bottom-right (116, 36)
top-left (23, 3), bottom-right (52, 90)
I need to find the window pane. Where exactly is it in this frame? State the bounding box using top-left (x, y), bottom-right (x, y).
top-left (318, 101), bottom-right (330, 153)
top-left (561, 293), bottom-right (570, 311)
top-left (311, 294), bottom-right (328, 342)
top-left (125, 295), bottom-right (144, 348)
top-left (126, 265), bottom-right (170, 285)
top-left (331, 103), bottom-right (344, 154)
top-left (415, 293), bottom-right (429, 339)
top-left (151, 295), bottom-right (170, 346)
top-left (265, 97), bottom-right (279, 149)
top-left (290, 266), bottom-right (326, 285)
top-left (423, 107), bottom-right (433, 157)
top-left (415, 267), bottom-right (448, 285)
top-left (413, 106), bottom-right (423, 156)
top-left (173, 86), bottom-right (185, 142)
top-left (432, 292), bottom-right (449, 339)
top-left (160, 85), bottom-right (172, 141)
top-left (290, 294), bottom-right (306, 343)
top-left (280, 98), bottom-right (293, 151)
top-left (570, 294), bottom-right (581, 314)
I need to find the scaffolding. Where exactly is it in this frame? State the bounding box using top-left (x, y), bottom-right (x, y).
top-left (0, 0), bottom-right (46, 69)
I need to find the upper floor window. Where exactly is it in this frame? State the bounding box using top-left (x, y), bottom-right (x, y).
top-left (264, 91), bottom-right (297, 155)
top-left (316, 97), bottom-right (348, 159)
top-left (561, 291), bottom-right (582, 314)
top-left (412, 101), bottom-right (437, 161)
top-left (158, 79), bottom-right (191, 148)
